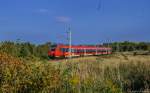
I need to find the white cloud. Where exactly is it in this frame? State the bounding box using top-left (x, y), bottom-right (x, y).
top-left (36, 9), bottom-right (49, 14)
top-left (39, 9), bottom-right (48, 12)
top-left (55, 16), bottom-right (71, 23)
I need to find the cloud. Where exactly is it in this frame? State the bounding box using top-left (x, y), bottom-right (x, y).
top-left (55, 16), bottom-right (71, 23)
top-left (39, 9), bottom-right (48, 13)
top-left (36, 9), bottom-right (49, 14)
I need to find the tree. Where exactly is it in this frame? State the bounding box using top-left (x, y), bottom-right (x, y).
top-left (19, 46), bottom-right (30, 57)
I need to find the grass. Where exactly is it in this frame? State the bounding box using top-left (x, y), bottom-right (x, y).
top-left (0, 52), bottom-right (150, 93)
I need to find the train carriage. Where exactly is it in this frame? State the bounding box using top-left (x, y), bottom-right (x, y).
top-left (48, 44), bottom-right (112, 58)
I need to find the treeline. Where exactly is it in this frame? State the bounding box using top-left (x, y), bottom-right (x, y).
top-left (104, 41), bottom-right (150, 52)
top-left (0, 41), bottom-right (51, 60)
top-left (0, 41), bottom-right (150, 60)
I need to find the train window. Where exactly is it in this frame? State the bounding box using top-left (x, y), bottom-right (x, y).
top-left (71, 49), bottom-right (75, 53)
top-left (77, 49), bottom-right (80, 53)
top-left (93, 49), bottom-right (96, 52)
top-left (100, 50), bottom-right (102, 52)
top-left (51, 45), bottom-right (57, 49)
top-left (87, 49), bottom-right (90, 53)
top-left (80, 49), bottom-right (84, 53)
top-left (78, 49), bottom-right (81, 53)
top-left (77, 49), bottom-right (79, 53)
top-left (76, 49), bottom-right (79, 53)
top-left (51, 48), bottom-right (55, 51)
top-left (65, 48), bottom-right (69, 52)
top-left (74, 49), bottom-right (77, 53)
top-left (90, 49), bottom-right (92, 52)
top-left (60, 48), bottom-right (65, 52)
top-left (86, 49), bottom-right (88, 52)
top-left (102, 50), bottom-right (106, 52)
top-left (61, 48), bottom-right (75, 52)
top-left (88, 49), bottom-right (91, 53)
top-left (98, 50), bottom-right (101, 52)
top-left (77, 49), bottom-right (82, 53)
top-left (98, 50), bottom-right (105, 52)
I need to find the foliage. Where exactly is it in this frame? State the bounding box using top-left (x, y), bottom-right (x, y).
top-left (0, 40), bottom-right (150, 92)
top-left (0, 41), bottom-right (51, 60)
top-left (108, 41), bottom-right (150, 52)
top-left (0, 52), bottom-right (150, 93)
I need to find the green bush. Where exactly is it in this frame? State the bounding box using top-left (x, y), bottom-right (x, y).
top-left (0, 52), bottom-right (149, 93)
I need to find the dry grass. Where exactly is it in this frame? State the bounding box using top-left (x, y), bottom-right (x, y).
top-left (0, 52), bottom-right (150, 93)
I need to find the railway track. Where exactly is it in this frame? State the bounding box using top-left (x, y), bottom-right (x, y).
top-left (49, 54), bottom-right (112, 62)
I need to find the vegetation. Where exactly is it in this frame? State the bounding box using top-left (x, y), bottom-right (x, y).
top-left (1, 41), bottom-right (150, 60)
top-left (0, 41), bottom-right (51, 60)
top-left (0, 41), bottom-right (150, 93)
top-left (108, 41), bottom-right (150, 52)
top-left (0, 51), bottom-right (150, 93)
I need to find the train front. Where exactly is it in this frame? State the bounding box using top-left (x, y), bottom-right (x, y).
top-left (48, 45), bottom-right (57, 59)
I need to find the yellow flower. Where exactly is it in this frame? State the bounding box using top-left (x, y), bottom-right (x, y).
top-left (70, 76), bottom-right (80, 86)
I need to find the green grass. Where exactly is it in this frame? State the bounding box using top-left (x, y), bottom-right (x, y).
top-left (0, 53), bottom-right (150, 93)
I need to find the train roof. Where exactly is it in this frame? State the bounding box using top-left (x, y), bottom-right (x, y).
top-left (56, 44), bottom-right (111, 49)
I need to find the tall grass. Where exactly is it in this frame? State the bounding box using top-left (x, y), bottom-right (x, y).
top-left (0, 52), bottom-right (150, 93)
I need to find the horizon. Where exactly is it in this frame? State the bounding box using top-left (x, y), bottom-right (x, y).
top-left (0, 0), bottom-right (150, 44)
top-left (0, 40), bottom-right (150, 45)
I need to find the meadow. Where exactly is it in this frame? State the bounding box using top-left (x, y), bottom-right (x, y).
top-left (0, 52), bottom-right (150, 93)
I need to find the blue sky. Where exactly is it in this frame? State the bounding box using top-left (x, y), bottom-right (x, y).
top-left (0, 0), bottom-right (150, 44)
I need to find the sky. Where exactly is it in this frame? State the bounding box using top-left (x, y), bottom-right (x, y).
top-left (0, 0), bottom-right (150, 44)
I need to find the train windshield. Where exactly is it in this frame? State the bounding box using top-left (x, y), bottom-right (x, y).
top-left (50, 45), bottom-right (57, 51)
top-left (51, 44), bottom-right (57, 48)
top-left (51, 49), bottom-right (55, 51)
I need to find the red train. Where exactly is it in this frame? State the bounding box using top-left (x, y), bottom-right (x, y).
top-left (48, 44), bottom-right (112, 58)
